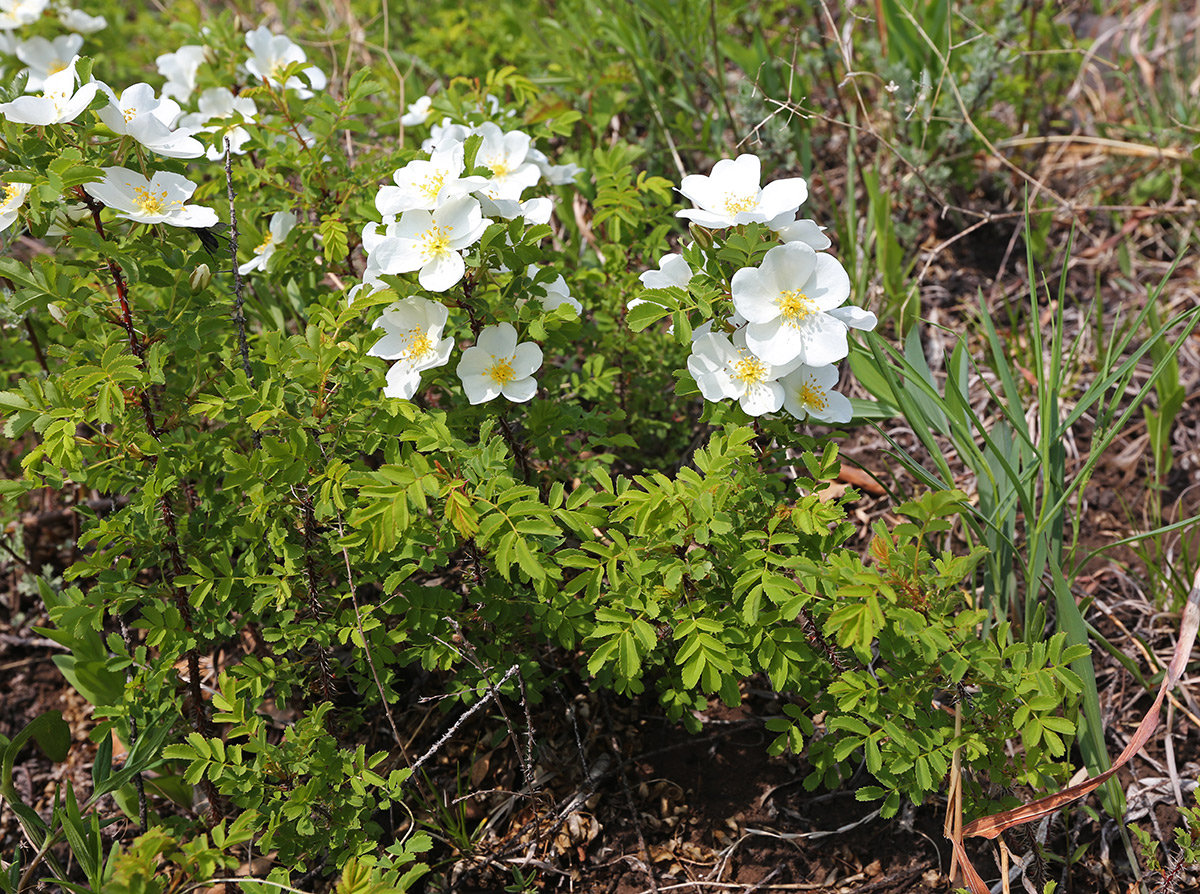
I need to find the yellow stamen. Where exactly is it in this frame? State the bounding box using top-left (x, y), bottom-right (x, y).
top-left (48, 61), bottom-right (69, 75)
top-left (732, 354), bottom-right (767, 386)
top-left (420, 171), bottom-right (447, 201)
top-left (123, 107), bottom-right (137, 122)
top-left (488, 159), bottom-right (511, 179)
top-left (723, 193), bottom-right (757, 216)
top-left (255, 233), bottom-right (274, 254)
top-left (420, 224), bottom-right (453, 260)
top-left (778, 289), bottom-right (816, 326)
top-left (404, 329), bottom-right (434, 362)
top-left (1, 183), bottom-right (19, 207)
top-left (132, 185), bottom-right (169, 215)
top-left (795, 375), bottom-right (829, 412)
top-left (486, 355), bottom-right (516, 385)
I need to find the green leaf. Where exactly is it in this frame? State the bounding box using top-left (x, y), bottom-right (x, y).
top-left (625, 301), bottom-right (672, 331)
top-left (319, 214), bottom-right (349, 263)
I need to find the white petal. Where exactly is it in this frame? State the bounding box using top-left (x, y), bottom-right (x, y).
top-left (809, 253), bottom-right (851, 311)
top-left (510, 342), bottom-right (543, 378)
top-left (168, 206), bottom-right (219, 228)
top-left (731, 266), bottom-right (781, 325)
top-left (502, 376), bottom-right (538, 403)
top-left (762, 241), bottom-right (816, 288)
top-left (740, 381), bottom-right (784, 416)
top-left (383, 363), bottom-right (422, 400)
top-left (775, 217), bottom-right (831, 251)
top-left (418, 251), bottom-right (465, 292)
top-left (373, 237), bottom-right (424, 274)
top-left (827, 305), bottom-right (877, 331)
top-left (758, 177), bottom-right (808, 219)
top-left (810, 389), bottom-right (852, 423)
top-left (476, 322), bottom-right (518, 356)
top-left (798, 314), bottom-right (850, 367)
top-left (744, 319), bottom-right (803, 367)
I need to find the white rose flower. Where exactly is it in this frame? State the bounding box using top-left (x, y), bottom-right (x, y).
top-left (475, 193), bottom-right (551, 225)
top-left (97, 82), bottom-right (204, 159)
top-left (526, 147), bottom-right (584, 186)
top-left (177, 88), bottom-right (258, 160)
top-left (0, 179), bottom-right (32, 233)
top-left (15, 34), bottom-right (82, 91)
top-left (58, 7), bottom-right (106, 33)
top-left (156, 45), bottom-right (207, 104)
top-left (401, 95), bottom-right (432, 126)
top-left (732, 241), bottom-right (863, 367)
top-left (372, 194), bottom-right (489, 292)
top-left (629, 251), bottom-right (692, 317)
top-left (456, 323), bottom-right (542, 404)
top-left (526, 265), bottom-right (581, 315)
top-left (83, 167), bottom-right (217, 228)
top-left (369, 296), bottom-right (455, 400)
top-left (780, 362), bottom-right (853, 423)
top-left (238, 211), bottom-right (296, 275)
top-left (677, 153), bottom-right (807, 229)
top-left (639, 252), bottom-right (692, 290)
top-left (244, 25), bottom-right (326, 99)
top-left (474, 122), bottom-right (541, 201)
top-left (0, 0), bottom-right (49, 30)
top-left (0, 57), bottom-right (99, 125)
top-left (376, 141), bottom-right (486, 216)
top-left (686, 330), bottom-right (798, 417)
top-left (772, 217), bottom-right (832, 250)
top-left (422, 119), bottom-right (472, 153)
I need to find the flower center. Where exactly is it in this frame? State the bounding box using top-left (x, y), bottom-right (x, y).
top-left (795, 375), bottom-right (829, 412)
top-left (255, 233), bottom-right (274, 254)
top-left (48, 61), bottom-right (69, 75)
top-left (488, 159), bottom-right (511, 179)
top-left (419, 224), bottom-right (453, 260)
top-left (485, 355), bottom-right (516, 386)
top-left (2, 183), bottom-right (19, 207)
top-left (778, 289), bottom-right (816, 326)
top-left (723, 193), bottom-right (758, 216)
top-left (731, 355), bottom-right (767, 386)
top-left (132, 185), bottom-right (168, 215)
top-left (404, 329), bottom-right (434, 361)
top-left (420, 171), bottom-right (447, 201)
top-left (123, 107), bottom-right (138, 123)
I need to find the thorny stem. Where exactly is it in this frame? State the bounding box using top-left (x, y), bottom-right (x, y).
top-left (24, 318), bottom-right (50, 376)
top-left (797, 604), bottom-right (847, 674)
top-left (77, 189), bottom-right (160, 437)
top-left (158, 498), bottom-right (212, 732)
top-left (117, 615), bottom-right (148, 831)
top-left (223, 138), bottom-right (261, 453)
top-left (457, 272), bottom-right (484, 338)
top-left (298, 485), bottom-right (336, 702)
top-left (496, 413), bottom-right (532, 484)
top-left (107, 258), bottom-right (160, 437)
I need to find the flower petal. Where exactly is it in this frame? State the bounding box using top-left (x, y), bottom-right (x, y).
top-left (418, 250), bottom-right (465, 292)
top-left (502, 376), bottom-right (538, 403)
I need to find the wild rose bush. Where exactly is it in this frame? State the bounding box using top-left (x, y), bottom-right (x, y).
top-left (0, 8), bottom-right (1089, 890)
